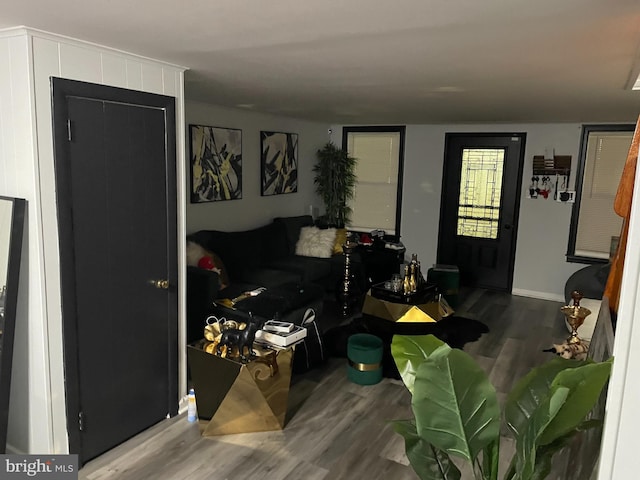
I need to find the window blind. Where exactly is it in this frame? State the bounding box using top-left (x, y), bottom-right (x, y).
top-left (575, 132), bottom-right (632, 259)
top-left (346, 132), bottom-right (401, 234)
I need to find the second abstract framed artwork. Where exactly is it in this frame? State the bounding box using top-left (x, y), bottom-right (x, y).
top-left (260, 131), bottom-right (298, 196)
top-left (189, 124), bottom-right (242, 203)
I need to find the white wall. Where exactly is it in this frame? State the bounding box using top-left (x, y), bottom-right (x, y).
top-left (185, 101), bottom-right (329, 233)
top-left (331, 123), bottom-right (593, 300)
top-left (0, 27), bottom-right (186, 454)
top-left (0, 30), bottom-right (49, 455)
top-left (597, 138), bottom-right (640, 479)
top-left (0, 201), bottom-right (11, 285)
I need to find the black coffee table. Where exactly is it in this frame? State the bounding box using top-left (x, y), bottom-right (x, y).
top-left (211, 282), bottom-right (324, 326)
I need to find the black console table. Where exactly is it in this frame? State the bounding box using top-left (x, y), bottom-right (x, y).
top-left (355, 244), bottom-right (405, 287)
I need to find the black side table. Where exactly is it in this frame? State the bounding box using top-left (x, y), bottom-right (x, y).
top-left (355, 244), bottom-right (406, 287)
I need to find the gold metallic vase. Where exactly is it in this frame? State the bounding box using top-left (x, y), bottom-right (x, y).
top-left (560, 290), bottom-right (591, 344)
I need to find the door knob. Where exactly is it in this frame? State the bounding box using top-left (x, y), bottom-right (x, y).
top-left (150, 279), bottom-right (169, 289)
top-left (504, 224), bottom-right (512, 230)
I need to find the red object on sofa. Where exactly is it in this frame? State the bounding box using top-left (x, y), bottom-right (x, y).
top-left (197, 256), bottom-right (216, 270)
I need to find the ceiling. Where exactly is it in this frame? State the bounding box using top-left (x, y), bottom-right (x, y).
top-left (3, 0), bottom-right (640, 124)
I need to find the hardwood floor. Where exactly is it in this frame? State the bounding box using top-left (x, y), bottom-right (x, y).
top-left (79, 289), bottom-right (570, 480)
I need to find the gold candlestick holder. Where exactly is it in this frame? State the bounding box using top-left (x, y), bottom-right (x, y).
top-left (560, 290), bottom-right (592, 345)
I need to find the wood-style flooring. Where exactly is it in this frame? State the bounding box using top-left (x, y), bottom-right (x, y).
top-left (79, 289), bottom-right (570, 480)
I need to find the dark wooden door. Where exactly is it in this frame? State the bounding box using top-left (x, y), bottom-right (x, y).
top-left (52, 79), bottom-right (178, 464)
top-left (437, 133), bottom-right (525, 291)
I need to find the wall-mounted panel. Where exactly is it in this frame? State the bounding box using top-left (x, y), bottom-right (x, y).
top-left (33, 37), bottom-right (60, 82)
top-left (125, 60), bottom-right (143, 90)
top-left (0, 39), bottom-right (12, 194)
top-left (100, 53), bottom-right (127, 88)
top-left (7, 36), bottom-right (36, 196)
top-left (141, 63), bottom-right (164, 94)
top-left (59, 43), bottom-right (102, 84)
top-left (32, 36), bottom-right (61, 200)
top-left (0, 32), bottom-right (47, 455)
top-left (162, 69), bottom-right (178, 97)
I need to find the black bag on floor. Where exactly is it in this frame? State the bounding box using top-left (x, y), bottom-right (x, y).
top-left (292, 308), bottom-right (327, 374)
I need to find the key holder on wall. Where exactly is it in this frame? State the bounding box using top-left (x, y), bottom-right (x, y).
top-left (530, 155), bottom-right (573, 202)
top-left (532, 155), bottom-right (571, 176)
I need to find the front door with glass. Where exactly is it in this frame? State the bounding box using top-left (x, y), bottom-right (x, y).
top-left (437, 133), bottom-right (526, 290)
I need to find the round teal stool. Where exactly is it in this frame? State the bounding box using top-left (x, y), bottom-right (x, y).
top-left (347, 333), bottom-right (383, 385)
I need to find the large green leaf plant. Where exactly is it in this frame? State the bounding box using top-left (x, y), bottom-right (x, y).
top-left (391, 335), bottom-right (612, 480)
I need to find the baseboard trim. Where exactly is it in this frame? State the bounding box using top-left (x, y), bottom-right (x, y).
top-left (511, 288), bottom-right (565, 303)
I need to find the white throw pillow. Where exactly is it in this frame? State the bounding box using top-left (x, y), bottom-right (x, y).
top-left (186, 241), bottom-right (208, 266)
top-left (295, 226), bottom-right (337, 258)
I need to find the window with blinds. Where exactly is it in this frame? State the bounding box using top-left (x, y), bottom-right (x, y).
top-left (569, 125), bottom-right (635, 262)
top-left (343, 127), bottom-right (405, 237)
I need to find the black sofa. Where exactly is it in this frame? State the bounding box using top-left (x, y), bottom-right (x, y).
top-left (185, 215), bottom-right (362, 343)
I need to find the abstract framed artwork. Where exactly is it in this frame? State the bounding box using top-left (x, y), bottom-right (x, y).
top-left (260, 131), bottom-right (298, 196)
top-left (189, 124), bottom-right (242, 203)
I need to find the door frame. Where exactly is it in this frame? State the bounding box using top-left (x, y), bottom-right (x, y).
top-left (51, 77), bottom-right (178, 461)
top-left (437, 132), bottom-right (526, 291)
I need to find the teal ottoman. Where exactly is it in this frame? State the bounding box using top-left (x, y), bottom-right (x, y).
top-left (427, 264), bottom-right (459, 308)
top-left (347, 333), bottom-right (383, 385)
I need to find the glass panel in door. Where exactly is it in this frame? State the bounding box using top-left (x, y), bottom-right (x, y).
top-left (456, 148), bottom-right (505, 239)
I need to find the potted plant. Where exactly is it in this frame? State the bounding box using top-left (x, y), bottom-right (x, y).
top-left (391, 335), bottom-right (613, 480)
top-left (313, 142), bottom-right (357, 228)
